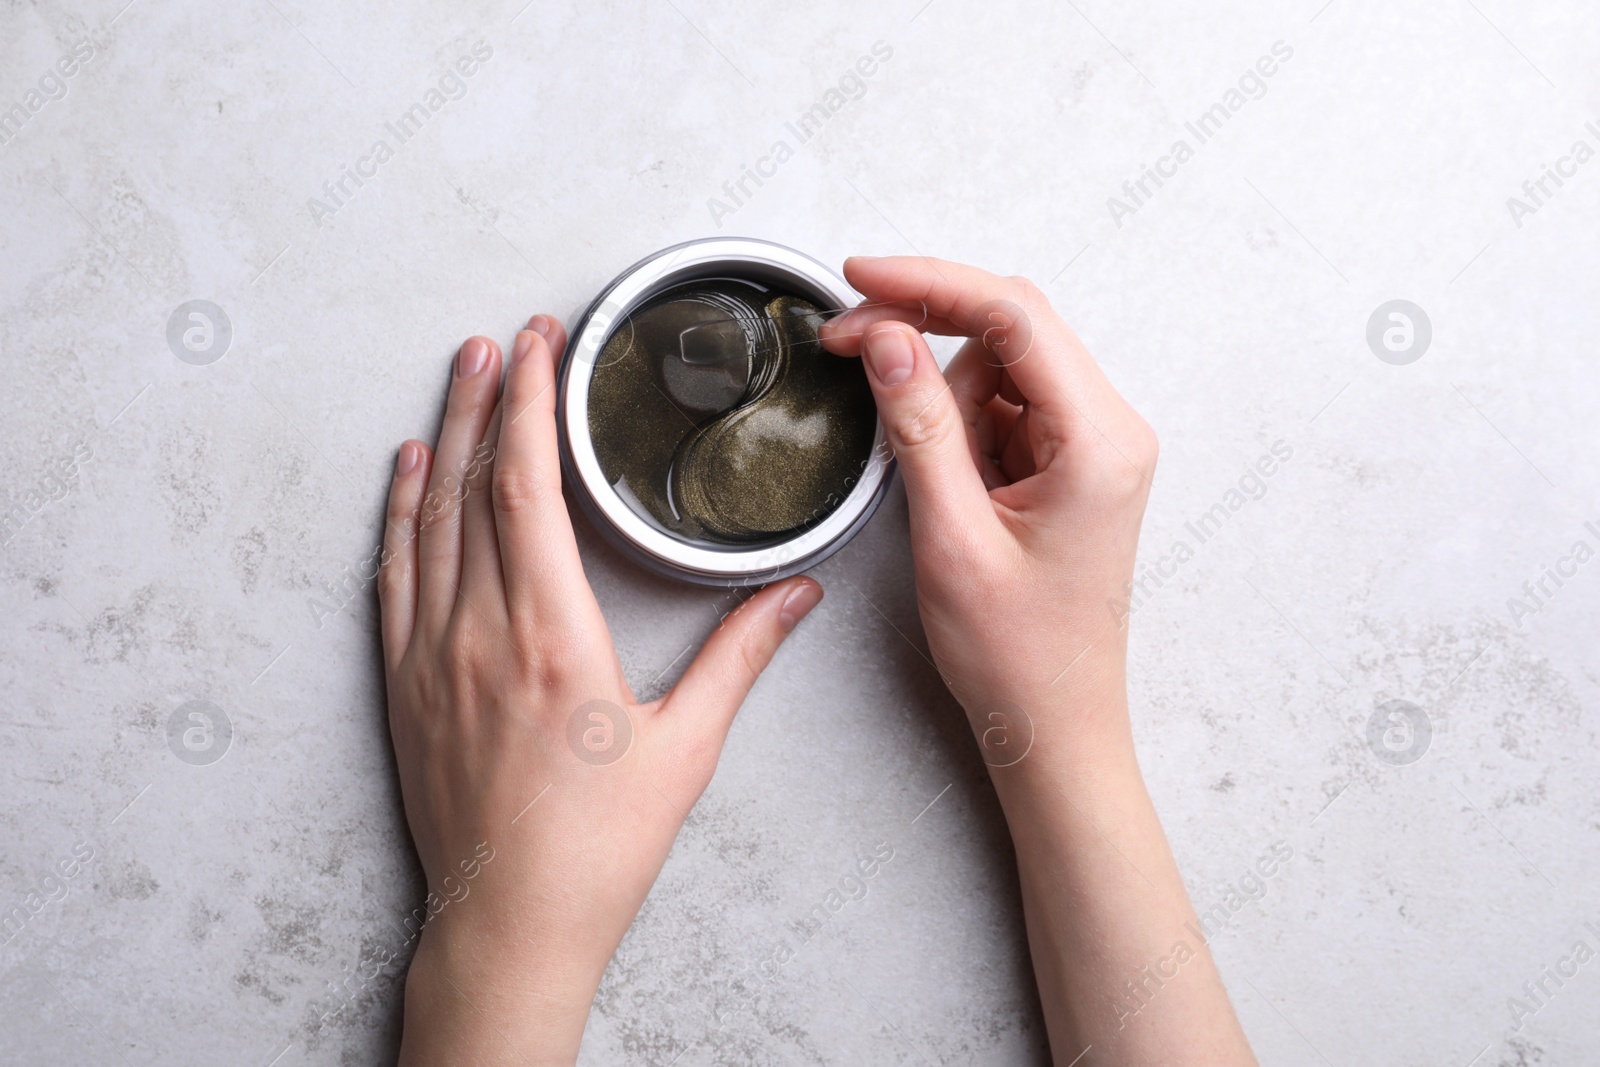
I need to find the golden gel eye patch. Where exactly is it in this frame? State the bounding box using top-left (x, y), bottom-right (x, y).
top-left (586, 280), bottom-right (878, 545)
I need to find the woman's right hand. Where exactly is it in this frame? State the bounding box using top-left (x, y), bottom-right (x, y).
top-left (821, 257), bottom-right (1256, 1066)
top-left (819, 256), bottom-right (1160, 771)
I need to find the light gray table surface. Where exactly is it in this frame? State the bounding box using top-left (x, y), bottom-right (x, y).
top-left (3, 0), bottom-right (1598, 1063)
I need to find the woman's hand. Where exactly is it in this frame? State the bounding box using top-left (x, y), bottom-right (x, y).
top-left (378, 316), bottom-right (822, 1066)
top-left (819, 256), bottom-right (1157, 761)
top-left (822, 258), bottom-right (1256, 1066)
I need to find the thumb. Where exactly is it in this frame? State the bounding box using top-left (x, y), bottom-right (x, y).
top-left (660, 577), bottom-right (823, 745)
top-left (860, 321), bottom-right (995, 535)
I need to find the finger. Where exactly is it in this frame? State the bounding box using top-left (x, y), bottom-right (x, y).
top-left (459, 385), bottom-right (509, 619)
top-left (417, 336), bottom-right (503, 635)
top-left (941, 336), bottom-right (1007, 484)
top-left (846, 263), bottom-right (1156, 497)
top-left (526, 312), bottom-right (567, 357)
top-left (999, 407), bottom-right (1038, 482)
top-left (945, 334), bottom-right (1000, 449)
top-left (660, 577), bottom-right (822, 747)
top-left (974, 396), bottom-right (1022, 489)
top-left (816, 300), bottom-right (928, 354)
top-left (493, 316), bottom-right (598, 629)
top-left (982, 396), bottom-right (1023, 460)
top-left (979, 453), bottom-right (1007, 491)
top-left (861, 321), bottom-right (996, 536)
top-left (378, 440), bottom-right (431, 671)
top-left (999, 368), bottom-right (1026, 407)
top-left (820, 276), bottom-right (1020, 347)
top-left (839, 256), bottom-right (1101, 418)
top-left (462, 315), bottom-right (571, 608)
top-left (945, 336), bottom-right (1001, 420)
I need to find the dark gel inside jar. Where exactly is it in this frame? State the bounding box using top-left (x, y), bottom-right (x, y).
top-left (587, 279), bottom-right (878, 545)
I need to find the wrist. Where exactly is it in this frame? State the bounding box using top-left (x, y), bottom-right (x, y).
top-left (989, 737), bottom-right (1148, 836)
top-left (400, 907), bottom-right (604, 1066)
top-left (965, 644), bottom-right (1136, 776)
top-left (971, 653), bottom-right (1151, 833)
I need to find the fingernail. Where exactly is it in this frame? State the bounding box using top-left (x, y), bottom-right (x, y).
top-left (512, 330), bottom-right (535, 364)
top-left (863, 327), bottom-right (914, 387)
top-left (848, 255), bottom-right (881, 263)
top-left (778, 581), bottom-right (823, 633)
top-left (397, 441), bottom-right (420, 476)
top-left (457, 338), bottom-right (488, 378)
top-left (528, 315), bottom-right (551, 338)
top-left (818, 310), bottom-right (853, 338)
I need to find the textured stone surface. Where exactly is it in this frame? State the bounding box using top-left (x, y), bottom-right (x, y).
top-left (2, 0), bottom-right (1597, 1064)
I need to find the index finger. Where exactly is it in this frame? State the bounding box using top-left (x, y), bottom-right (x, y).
top-left (823, 256), bottom-right (1090, 416)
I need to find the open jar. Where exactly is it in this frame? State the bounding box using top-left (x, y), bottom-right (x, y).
top-left (557, 238), bottom-right (895, 587)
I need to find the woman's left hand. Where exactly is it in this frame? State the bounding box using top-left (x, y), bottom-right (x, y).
top-left (379, 314), bottom-right (823, 1065)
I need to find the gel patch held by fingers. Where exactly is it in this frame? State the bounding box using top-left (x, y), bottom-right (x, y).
top-left (586, 280), bottom-right (878, 545)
